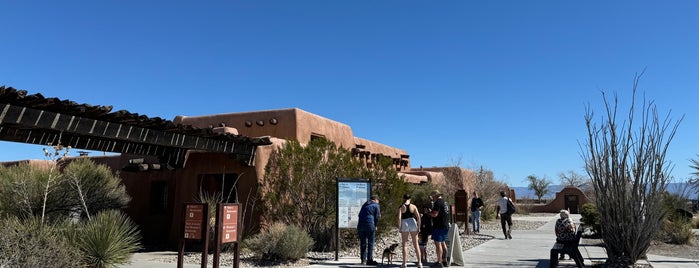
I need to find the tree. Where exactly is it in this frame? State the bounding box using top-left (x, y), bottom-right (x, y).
top-left (472, 166), bottom-right (508, 220)
top-left (558, 170), bottom-right (587, 187)
top-left (581, 73), bottom-right (682, 266)
top-left (261, 138), bottom-right (410, 251)
top-left (525, 175), bottom-right (550, 203)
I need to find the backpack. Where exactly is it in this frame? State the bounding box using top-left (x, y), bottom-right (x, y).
top-left (506, 199), bottom-right (516, 215)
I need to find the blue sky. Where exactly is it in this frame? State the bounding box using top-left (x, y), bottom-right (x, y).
top-left (1, 1), bottom-right (697, 187)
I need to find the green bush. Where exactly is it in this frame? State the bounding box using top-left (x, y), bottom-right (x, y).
top-left (71, 210), bottom-right (141, 268)
top-left (243, 222), bottom-right (314, 261)
top-left (580, 203), bottom-right (601, 236)
top-left (0, 216), bottom-right (81, 268)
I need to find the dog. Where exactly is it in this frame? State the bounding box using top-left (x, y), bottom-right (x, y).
top-left (381, 243), bottom-right (399, 265)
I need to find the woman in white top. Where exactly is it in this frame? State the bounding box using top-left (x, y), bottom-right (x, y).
top-left (398, 194), bottom-right (422, 268)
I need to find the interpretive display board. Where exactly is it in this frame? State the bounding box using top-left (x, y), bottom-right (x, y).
top-left (337, 178), bottom-right (371, 228)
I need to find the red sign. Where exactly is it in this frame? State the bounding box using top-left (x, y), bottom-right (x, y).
top-left (184, 204), bottom-right (205, 240)
top-left (220, 204), bottom-right (239, 243)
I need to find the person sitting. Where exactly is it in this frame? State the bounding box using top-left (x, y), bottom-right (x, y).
top-left (555, 209), bottom-right (577, 260)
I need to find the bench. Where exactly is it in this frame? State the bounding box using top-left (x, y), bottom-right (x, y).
top-left (550, 225), bottom-right (584, 268)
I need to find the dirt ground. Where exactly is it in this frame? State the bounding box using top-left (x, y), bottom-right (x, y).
top-left (585, 235), bottom-right (699, 260)
top-left (647, 237), bottom-right (699, 259)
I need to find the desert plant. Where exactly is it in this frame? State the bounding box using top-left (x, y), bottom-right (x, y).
top-left (660, 218), bottom-right (695, 245)
top-left (261, 138), bottom-right (409, 251)
top-left (71, 210), bottom-right (141, 268)
top-left (0, 216), bottom-right (81, 268)
top-left (581, 72), bottom-right (683, 266)
top-left (580, 203), bottom-right (601, 236)
top-left (0, 157), bottom-right (130, 222)
top-left (62, 158), bottom-right (131, 219)
top-left (243, 222), bottom-right (313, 261)
top-left (472, 166), bottom-right (508, 221)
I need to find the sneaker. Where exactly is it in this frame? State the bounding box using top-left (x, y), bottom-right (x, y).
top-left (507, 230), bottom-right (512, 239)
top-left (366, 260), bottom-right (379, 265)
top-left (443, 261), bottom-right (450, 267)
top-left (361, 260), bottom-right (366, 265)
top-left (430, 263), bottom-right (444, 268)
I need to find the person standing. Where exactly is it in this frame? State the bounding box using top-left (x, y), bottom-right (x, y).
top-left (428, 190), bottom-right (450, 268)
top-left (358, 195), bottom-right (381, 265)
top-left (470, 191), bottom-right (484, 234)
top-left (419, 206), bottom-right (432, 264)
top-left (496, 191), bottom-right (513, 239)
top-left (555, 209), bottom-right (577, 260)
top-left (398, 194), bottom-right (422, 268)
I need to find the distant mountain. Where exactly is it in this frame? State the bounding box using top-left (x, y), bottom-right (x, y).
top-left (512, 182), bottom-right (698, 200)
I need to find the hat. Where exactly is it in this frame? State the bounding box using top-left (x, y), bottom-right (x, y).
top-left (370, 195), bottom-right (379, 201)
top-left (430, 190), bottom-right (442, 197)
top-left (403, 194), bottom-right (411, 200)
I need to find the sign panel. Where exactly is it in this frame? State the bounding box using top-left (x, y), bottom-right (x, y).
top-left (184, 204), bottom-right (205, 240)
top-left (220, 204), bottom-right (239, 243)
top-left (337, 179), bottom-right (370, 228)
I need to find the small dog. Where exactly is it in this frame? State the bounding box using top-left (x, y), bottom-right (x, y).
top-left (381, 243), bottom-right (399, 265)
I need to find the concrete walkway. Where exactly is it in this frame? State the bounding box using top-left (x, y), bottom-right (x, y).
top-left (121, 214), bottom-right (699, 268)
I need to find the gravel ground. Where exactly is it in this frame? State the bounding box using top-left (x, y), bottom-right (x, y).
top-left (160, 218), bottom-right (549, 267)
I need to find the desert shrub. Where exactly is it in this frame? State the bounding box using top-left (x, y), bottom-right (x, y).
top-left (0, 159), bottom-right (130, 221)
top-left (70, 210), bottom-right (141, 268)
top-left (261, 138), bottom-right (409, 251)
top-left (660, 218), bottom-right (695, 245)
top-left (243, 222), bottom-right (313, 261)
top-left (693, 216), bottom-right (699, 229)
top-left (0, 216), bottom-right (81, 268)
top-left (580, 203), bottom-right (601, 236)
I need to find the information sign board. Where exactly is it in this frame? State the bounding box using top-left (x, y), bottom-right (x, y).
top-left (337, 179), bottom-right (370, 228)
top-left (220, 204), bottom-right (239, 243)
top-left (184, 204), bottom-right (205, 240)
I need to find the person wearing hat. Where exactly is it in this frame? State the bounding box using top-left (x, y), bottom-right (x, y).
top-left (398, 194), bottom-right (422, 268)
top-left (358, 195), bottom-right (381, 265)
top-left (428, 190), bottom-right (450, 268)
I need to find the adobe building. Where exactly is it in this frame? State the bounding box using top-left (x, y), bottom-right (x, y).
top-left (2, 87), bottom-right (481, 249)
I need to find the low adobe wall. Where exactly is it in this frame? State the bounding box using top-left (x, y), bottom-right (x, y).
top-left (526, 186), bottom-right (590, 214)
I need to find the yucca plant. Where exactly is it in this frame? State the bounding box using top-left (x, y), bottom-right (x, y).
top-left (73, 210), bottom-right (141, 268)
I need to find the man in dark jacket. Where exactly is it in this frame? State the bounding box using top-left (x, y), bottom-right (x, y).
top-left (470, 191), bottom-right (484, 233)
top-left (357, 195), bottom-right (381, 265)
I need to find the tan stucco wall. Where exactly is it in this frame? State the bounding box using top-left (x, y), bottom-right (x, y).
top-left (173, 108), bottom-right (407, 167)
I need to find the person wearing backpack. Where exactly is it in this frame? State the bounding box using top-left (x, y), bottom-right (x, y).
top-left (495, 191), bottom-right (514, 239)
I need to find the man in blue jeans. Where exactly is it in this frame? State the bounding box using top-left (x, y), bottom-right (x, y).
top-left (357, 195), bottom-right (381, 265)
top-left (470, 191), bottom-right (484, 234)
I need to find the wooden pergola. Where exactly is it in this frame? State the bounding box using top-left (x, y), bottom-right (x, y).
top-left (0, 86), bottom-right (271, 167)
